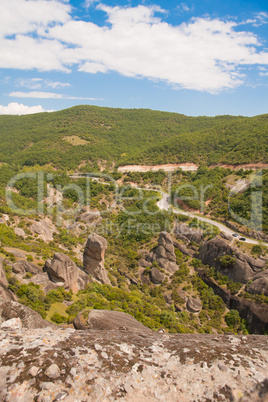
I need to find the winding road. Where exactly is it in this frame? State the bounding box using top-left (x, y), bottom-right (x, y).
top-left (156, 190), bottom-right (268, 247)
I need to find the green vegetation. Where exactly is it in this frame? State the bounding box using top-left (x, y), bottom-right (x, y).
top-left (224, 310), bottom-right (248, 334)
top-left (0, 105), bottom-right (267, 170)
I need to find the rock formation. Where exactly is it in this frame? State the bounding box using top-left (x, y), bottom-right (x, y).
top-left (0, 328), bottom-right (267, 401)
top-left (148, 231), bottom-right (179, 274)
top-left (83, 233), bottom-right (110, 284)
top-left (150, 267), bottom-right (165, 284)
top-left (0, 300), bottom-right (55, 329)
top-left (175, 222), bottom-right (204, 244)
top-left (186, 296), bottom-right (202, 312)
top-left (247, 269), bottom-right (268, 296)
top-left (44, 252), bottom-right (90, 293)
top-left (198, 236), bottom-right (266, 284)
top-left (73, 309), bottom-right (152, 334)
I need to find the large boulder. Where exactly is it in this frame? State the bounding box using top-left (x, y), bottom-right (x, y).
top-left (186, 296), bottom-right (202, 313)
top-left (247, 270), bottom-right (268, 296)
top-left (83, 234), bottom-right (110, 284)
top-left (28, 272), bottom-right (59, 294)
top-left (0, 300), bottom-right (55, 329)
top-left (150, 268), bottom-right (165, 284)
top-left (198, 236), bottom-right (266, 284)
top-left (45, 253), bottom-right (90, 293)
top-left (148, 232), bottom-right (179, 274)
top-left (73, 309), bottom-right (152, 334)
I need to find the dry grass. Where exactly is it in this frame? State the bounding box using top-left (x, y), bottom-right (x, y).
top-left (63, 135), bottom-right (89, 146)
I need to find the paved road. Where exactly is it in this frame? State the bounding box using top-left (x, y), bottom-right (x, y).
top-left (155, 190), bottom-right (268, 247)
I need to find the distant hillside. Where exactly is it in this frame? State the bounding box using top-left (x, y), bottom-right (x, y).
top-left (0, 105), bottom-right (267, 169)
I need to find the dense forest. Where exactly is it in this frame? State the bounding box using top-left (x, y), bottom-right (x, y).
top-left (0, 105), bottom-right (267, 169)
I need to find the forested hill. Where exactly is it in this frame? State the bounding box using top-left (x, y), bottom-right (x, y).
top-left (0, 105), bottom-right (267, 169)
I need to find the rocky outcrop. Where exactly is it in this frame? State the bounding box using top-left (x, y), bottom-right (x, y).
top-left (76, 209), bottom-right (102, 224)
top-left (28, 272), bottom-right (59, 294)
top-left (150, 267), bottom-right (165, 284)
top-left (0, 329), bottom-right (267, 401)
top-left (83, 234), bottom-right (110, 284)
top-left (14, 227), bottom-right (26, 238)
top-left (45, 253), bottom-right (90, 293)
top-left (247, 270), bottom-right (268, 296)
top-left (198, 236), bottom-right (266, 284)
top-left (225, 220), bottom-right (268, 243)
top-left (0, 300), bottom-right (55, 329)
top-left (186, 296), bottom-right (202, 312)
top-left (13, 260), bottom-right (40, 275)
top-left (73, 309), bottom-right (152, 334)
top-left (148, 232), bottom-right (179, 274)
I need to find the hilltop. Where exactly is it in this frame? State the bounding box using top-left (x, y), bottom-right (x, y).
top-left (0, 105), bottom-right (267, 170)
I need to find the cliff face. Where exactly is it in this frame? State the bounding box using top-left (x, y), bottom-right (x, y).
top-left (0, 328), bottom-right (268, 401)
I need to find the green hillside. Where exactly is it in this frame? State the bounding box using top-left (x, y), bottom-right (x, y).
top-left (0, 105), bottom-right (267, 169)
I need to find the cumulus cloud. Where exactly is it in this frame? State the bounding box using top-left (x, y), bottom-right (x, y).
top-left (1, 1), bottom-right (268, 92)
top-left (0, 102), bottom-right (54, 115)
top-left (10, 91), bottom-right (103, 100)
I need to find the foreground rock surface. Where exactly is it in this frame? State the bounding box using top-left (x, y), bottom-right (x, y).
top-left (0, 328), bottom-right (267, 401)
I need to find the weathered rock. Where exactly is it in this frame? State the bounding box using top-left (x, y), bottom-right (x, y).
top-left (74, 309), bottom-right (152, 334)
top-left (1, 317), bottom-right (22, 330)
top-left (0, 329), bottom-right (268, 401)
top-left (45, 364), bottom-right (60, 379)
top-left (220, 231), bottom-right (233, 241)
top-left (45, 253), bottom-right (90, 293)
top-left (198, 236), bottom-right (266, 283)
top-left (76, 210), bottom-right (101, 223)
top-left (173, 239), bottom-right (195, 257)
top-left (0, 259), bottom-right (8, 287)
top-left (149, 232), bottom-right (179, 274)
top-left (0, 300), bottom-right (55, 329)
top-left (13, 260), bottom-right (40, 275)
top-left (83, 234), bottom-right (110, 284)
top-left (186, 296), bottom-right (202, 312)
top-left (150, 268), bottom-right (165, 284)
top-left (247, 270), bottom-right (268, 296)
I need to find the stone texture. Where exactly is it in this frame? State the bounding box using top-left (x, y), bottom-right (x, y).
top-left (148, 232), bottom-right (179, 274)
top-left (74, 309), bottom-right (152, 334)
top-left (45, 252), bottom-right (90, 293)
top-left (0, 300), bottom-right (56, 329)
top-left (186, 296), bottom-right (202, 312)
top-left (1, 317), bottom-right (22, 330)
top-left (0, 329), bottom-right (267, 402)
top-left (83, 233), bottom-right (110, 284)
top-left (150, 267), bottom-right (165, 284)
top-left (176, 222), bottom-right (204, 244)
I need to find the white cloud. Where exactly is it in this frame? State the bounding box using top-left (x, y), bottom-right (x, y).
top-left (10, 91), bottom-right (103, 100)
top-left (17, 78), bottom-right (71, 89)
top-left (1, 2), bottom-right (268, 92)
top-left (0, 102), bottom-right (54, 115)
top-left (176, 3), bottom-right (193, 13)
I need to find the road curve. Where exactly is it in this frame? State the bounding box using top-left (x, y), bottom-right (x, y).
top-left (155, 190), bottom-right (268, 247)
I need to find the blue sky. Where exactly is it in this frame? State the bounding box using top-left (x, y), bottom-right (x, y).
top-left (0, 0), bottom-right (268, 116)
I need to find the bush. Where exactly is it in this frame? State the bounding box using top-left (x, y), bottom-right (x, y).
top-left (51, 313), bottom-right (67, 324)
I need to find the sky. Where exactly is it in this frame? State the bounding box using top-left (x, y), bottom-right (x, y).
top-left (0, 0), bottom-right (268, 116)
